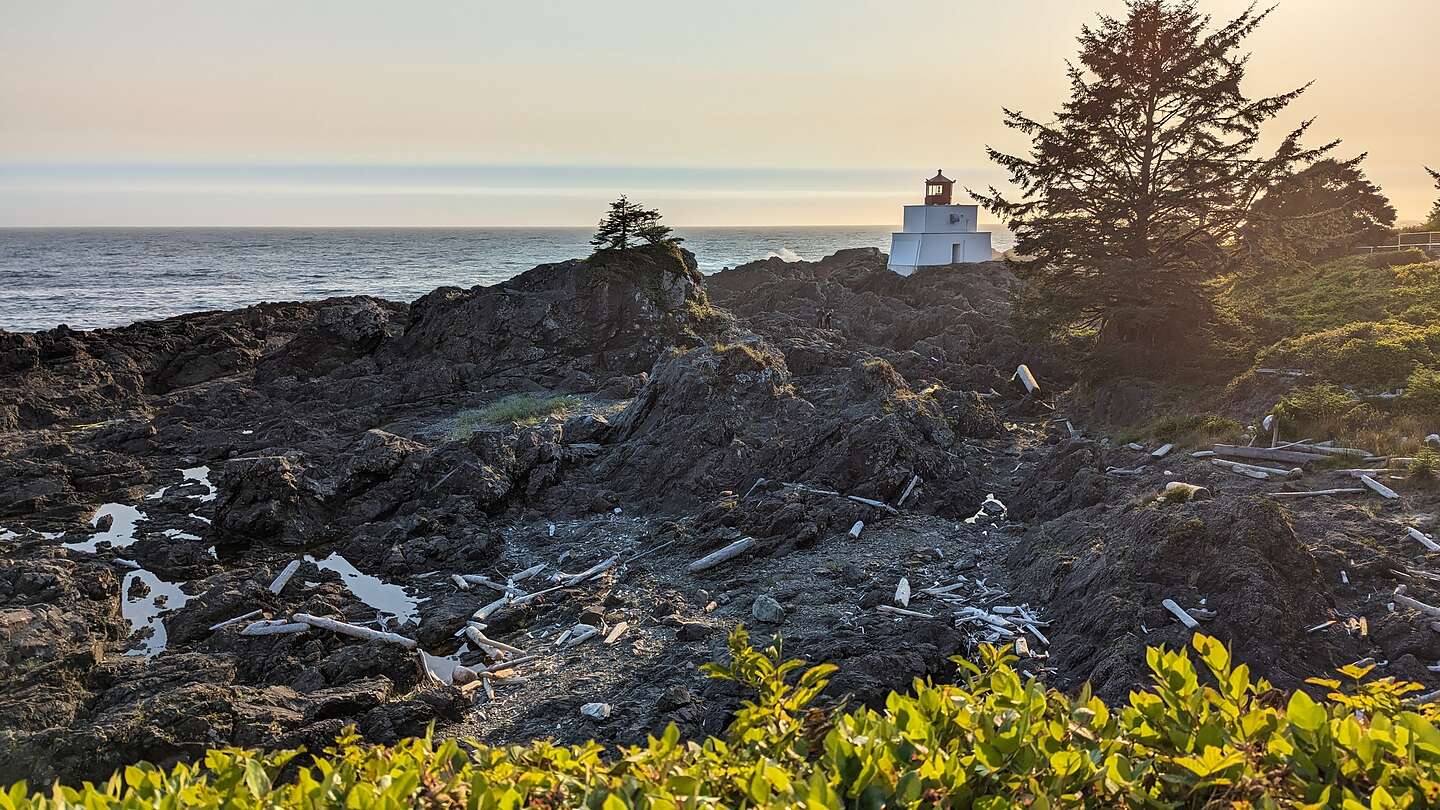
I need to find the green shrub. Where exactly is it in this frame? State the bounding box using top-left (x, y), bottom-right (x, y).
top-left (1123, 412), bottom-right (1244, 447)
top-left (1412, 448), bottom-right (1440, 481)
top-left (1273, 382), bottom-right (1362, 433)
top-left (452, 394), bottom-right (580, 438)
top-left (10, 628), bottom-right (1440, 808)
top-left (1401, 366), bottom-right (1440, 417)
top-left (1252, 321), bottom-right (1440, 391)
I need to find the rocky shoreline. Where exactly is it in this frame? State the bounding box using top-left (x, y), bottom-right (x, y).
top-left (3, 244), bottom-right (1437, 785)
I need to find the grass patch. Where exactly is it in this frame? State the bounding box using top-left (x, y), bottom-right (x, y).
top-left (1118, 412), bottom-right (1244, 447)
top-left (451, 394), bottom-right (580, 438)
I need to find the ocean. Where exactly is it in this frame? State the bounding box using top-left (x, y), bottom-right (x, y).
top-left (0, 227), bottom-right (1014, 333)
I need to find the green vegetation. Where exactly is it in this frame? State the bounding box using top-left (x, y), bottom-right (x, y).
top-left (1411, 448), bottom-right (1440, 482)
top-left (590, 196), bottom-right (680, 253)
top-left (980, 1), bottom-right (1327, 351)
top-left (452, 394), bottom-right (580, 438)
top-left (9, 628), bottom-right (1440, 808)
top-left (1426, 167), bottom-right (1440, 231)
top-left (1120, 413), bottom-right (1244, 448)
top-left (1240, 155), bottom-right (1396, 268)
top-left (1218, 254), bottom-right (1440, 353)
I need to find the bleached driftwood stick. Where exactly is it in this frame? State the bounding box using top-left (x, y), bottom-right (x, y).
top-left (510, 562), bottom-right (547, 583)
top-left (897, 475), bottom-right (920, 508)
top-left (461, 575), bottom-right (525, 596)
top-left (847, 495), bottom-right (899, 514)
top-left (1024, 623), bottom-right (1050, 646)
top-left (294, 613), bottom-right (418, 649)
top-left (1393, 587), bottom-right (1440, 619)
top-left (742, 478), bottom-right (767, 500)
top-left (848, 520), bottom-right (865, 539)
top-left (1107, 466), bottom-right (1146, 477)
top-left (878, 605), bottom-right (936, 619)
top-left (1161, 598), bottom-right (1200, 630)
top-left (1014, 364), bottom-right (1040, 395)
top-left (1213, 445), bottom-right (1329, 465)
top-left (1332, 468), bottom-right (1392, 477)
top-left (509, 583), bottom-right (568, 607)
top-left (895, 577), bottom-right (911, 607)
top-left (450, 574), bottom-right (470, 591)
top-left (240, 619), bottom-right (310, 637)
top-left (561, 555), bottom-right (618, 586)
top-left (478, 654), bottom-right (540, 674)
top-left (604, 621), bottom-right (630, 644)
top-left (1212, 458), bottom-right (1299, 478)
top-left (563, 626), bottom-right (600, 648)
top-left (1210, 460), bottom-right (1269, 480)
top-left (465, 624), bottom-right (527, 656)
top-left (1360, 475), bottom-right (1400, 500)
top-left (687, 537), bottom-right (756, 573)
top-left (1270, 488), bottom-right (1366, 498)
top-left (1151, 443), bottom-right (1175, 459)
top-left (1409, 527), bottom-right (1440, 552)
top-left (472, 595), bottom-right (509, 622)
top-left (268, 559), bottom-right (302, 594)
top-left (210, 609), bottom-right (263, 631)
top-left (1303, 445), bottom-right (1375, 459)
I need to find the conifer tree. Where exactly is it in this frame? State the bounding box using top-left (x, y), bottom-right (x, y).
top-left (591, 196), bottom-right (680, 252)
top-left (974, 0), bottom-right (1333, 349)
top-left (1425, 167), bottom-right (1440, 230)
top-left (1241, 155), bottom-right (1395, 266)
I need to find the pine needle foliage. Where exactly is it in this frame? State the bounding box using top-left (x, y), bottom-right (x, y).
top-left (591, 196), bottom-right (681, 253)
top-left (1240, 154), bottom-right (1397, 267)
top-left (974, 0), bottom-right (1334, 352)
top-left (10, 629), bottom-right (1440, 808)
top-left (1426, 167), bottom-right (1440, 231)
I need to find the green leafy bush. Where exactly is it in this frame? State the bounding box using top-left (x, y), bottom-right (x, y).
top-left (1412, 448), bottom-right (1440, 482)
top-left (1252, 321), bottom-right (1440, 391)
top-left (451, 394), bottom-right (580, 438)
top-left (1401, 366), bottom-right (1440, 418)
top-left (10, 628), bottom-right (1440, 808)
top-left (1273, 382), bottom-right (1363, 433)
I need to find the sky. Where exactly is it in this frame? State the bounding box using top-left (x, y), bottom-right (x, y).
top-left (1, 0), bottom-right (1437, 227)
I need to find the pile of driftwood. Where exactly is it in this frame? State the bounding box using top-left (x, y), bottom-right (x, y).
top-left (211, 545), bottom-right (657, 702)
top-left (875, 573), bottom-right (1052, 672)
top-left (1202, 441), bottom-right (1409, 501)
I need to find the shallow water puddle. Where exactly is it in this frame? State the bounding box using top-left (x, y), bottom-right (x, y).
top-left (145, 466), bottom-right (216, 503)
top-left (63, 503), bottom-right (145, 552)
top-left (122, 569), bottom-right (192, 657)
top-left (181, 466), bottom-right (216, 502)
top-left (306, 553), bottom-right (422, 624)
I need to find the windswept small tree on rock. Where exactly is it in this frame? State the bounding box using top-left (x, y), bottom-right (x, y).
top-left (591, 196), bottom-right (681, 253)
top-left (975, 0), bottom-right (1333, 352)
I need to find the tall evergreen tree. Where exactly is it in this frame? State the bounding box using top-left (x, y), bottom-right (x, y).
top-left (1241, 155), bottom-right (1395, 266)
top-left (1426, 167), bottom-right (1440, 230)
top-left (591, 196), bottom-right (680, 252)
top-left (974, 1), bottom-right (1333, 349)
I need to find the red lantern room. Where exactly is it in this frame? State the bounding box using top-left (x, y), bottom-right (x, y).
top-left (923, 170), bottom-right (954, 205)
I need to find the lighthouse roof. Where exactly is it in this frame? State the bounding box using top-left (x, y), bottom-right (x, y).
top-left (926, 170), bottom-right (953, 184)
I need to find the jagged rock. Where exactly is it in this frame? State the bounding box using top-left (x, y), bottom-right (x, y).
top-left (751, 595), bottom-right (785, 624)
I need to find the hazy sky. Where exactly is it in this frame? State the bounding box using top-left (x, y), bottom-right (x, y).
top-left (2, 0), bottom-right (1436, 226)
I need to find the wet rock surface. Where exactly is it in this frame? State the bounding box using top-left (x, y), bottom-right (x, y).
top-left (2, 244), bottom-right (1437, 784)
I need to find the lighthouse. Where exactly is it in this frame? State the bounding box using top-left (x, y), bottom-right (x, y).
top-left (887, 170), bottom-right (993, 276)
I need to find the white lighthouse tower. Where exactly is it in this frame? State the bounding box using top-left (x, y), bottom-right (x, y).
top-left (887, 170), bottom-right (993, 276)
